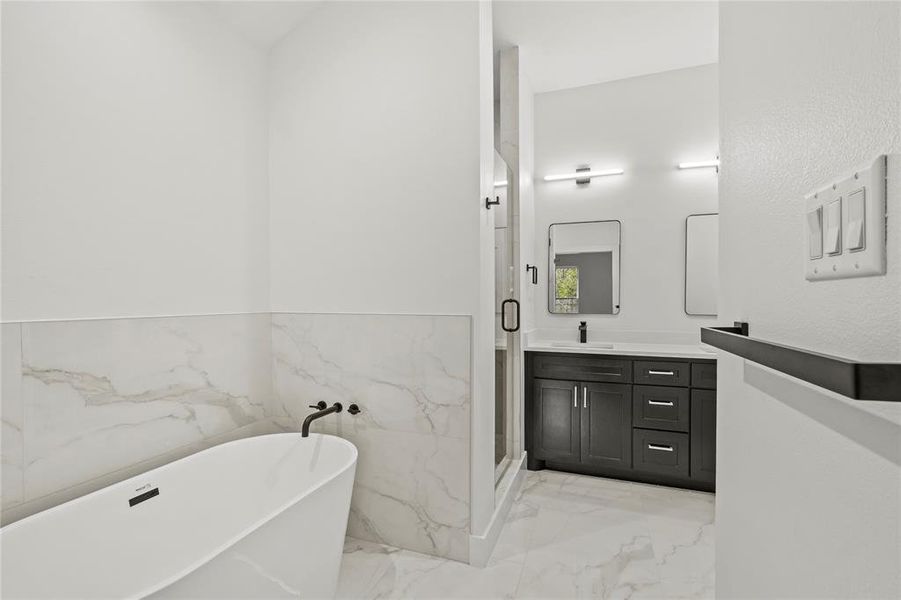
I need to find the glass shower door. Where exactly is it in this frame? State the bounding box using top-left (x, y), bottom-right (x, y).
top-left (494, 151), bottom-right (517, 481)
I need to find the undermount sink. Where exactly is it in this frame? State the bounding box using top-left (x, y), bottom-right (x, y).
top-left (548, 341), bottom-right (615, 349)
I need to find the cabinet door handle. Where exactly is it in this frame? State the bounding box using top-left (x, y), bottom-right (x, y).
top-left (648, 370), bottom-right (675, 376)
top-left (573, 386), bottom-right (578, 408)
top-left (648, 444), bottom-right (674, 452)
top-left (648, 400), bottom-right (675, 406)
top-left (583, 387), bottom-right (587, 408)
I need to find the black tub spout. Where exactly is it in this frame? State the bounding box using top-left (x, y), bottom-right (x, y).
top-left (302, 402), bottom-right (342, 437)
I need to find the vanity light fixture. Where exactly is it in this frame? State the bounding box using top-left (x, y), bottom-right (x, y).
top-left (544, 169), bottom-right (624, 183)
top-left (543, 167), bottom-right (624, 183)
top-left (678, 159), bottom-right (719, 170)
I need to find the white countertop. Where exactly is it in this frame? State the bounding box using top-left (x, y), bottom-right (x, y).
top-left (525, 340), bottom-right (717, 360)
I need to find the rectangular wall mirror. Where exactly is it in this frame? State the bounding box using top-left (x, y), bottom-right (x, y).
top-left (548, 220), bottom-right (621, 315)
top-left (685, 213), bottom-right (719, 316)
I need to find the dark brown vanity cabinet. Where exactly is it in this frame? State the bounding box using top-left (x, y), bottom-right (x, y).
top-left (526, 351), bottom-right (717, 492)
top-left (580, 383), bottom-right (632, 469)
top-left (532, 380), bottom-right (632, 468)
top-left (532, 379), bottom-right (581, 462)
top-left (690, 389), bottom-right (716, 484)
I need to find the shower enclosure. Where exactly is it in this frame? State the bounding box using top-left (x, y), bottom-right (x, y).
top-left (494, 151), bottom-right (517, 482)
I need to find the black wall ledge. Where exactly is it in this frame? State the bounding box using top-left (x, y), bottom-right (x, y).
top-left (701, 323), bottom-right (901, 402)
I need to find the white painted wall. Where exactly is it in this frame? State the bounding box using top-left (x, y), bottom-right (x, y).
top-left (268, 1), bottom-right (482, 316)
top-left (717, 2), bottom-right (901, 597)
top-left (532, 64), bottom-right (719, 340)
top-left (1, 2), bottom-right (269, 321)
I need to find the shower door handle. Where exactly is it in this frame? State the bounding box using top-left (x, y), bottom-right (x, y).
top-left (501, 299), bottom-right (520, 332)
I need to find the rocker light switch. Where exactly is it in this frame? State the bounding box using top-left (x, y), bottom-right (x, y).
top-left (807, 206), bottom-right (823, 259)
top-left (805, 155), bottom-right (887, 282)
top-left (846, 189), bottom-right (865, 251)
top-left (824, 198), bottom-right (842, 255)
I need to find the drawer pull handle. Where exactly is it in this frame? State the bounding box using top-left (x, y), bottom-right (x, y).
top-left (648, 400), bottom-right (675, 406)
top-left (648, 370), bottom-right (675, 376)
top-left (573, 386), bottom-right (578, 408)
top-left (583, 387), bottom-right (588, 409)
top-left (648, 444), bottom-right (674, 452)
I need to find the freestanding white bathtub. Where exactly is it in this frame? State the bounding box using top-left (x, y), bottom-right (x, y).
top-left (1, 433), bottom-right (357, 599)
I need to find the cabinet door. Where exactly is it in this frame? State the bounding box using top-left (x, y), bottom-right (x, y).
top-left (580, 383), bottom-right (632, 470)
top-left (533, 378), bottom-right (580, 462)
top-left (690, 389), bottom-right (716, 484)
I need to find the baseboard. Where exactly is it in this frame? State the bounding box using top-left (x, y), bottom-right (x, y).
top-left (468, 452), bottom-right (527, 568)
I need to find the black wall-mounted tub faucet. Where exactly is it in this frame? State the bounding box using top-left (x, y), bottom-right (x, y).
top-left (301, 402), bottom-right (363, 437)
top-left (579, 321), bottom-right (588, 343)
top-left (302, 402), bottom-right (342, 437)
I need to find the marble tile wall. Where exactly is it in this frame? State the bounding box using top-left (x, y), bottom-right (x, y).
top-left (1, 311), bottom-right (474, 565)
top-left (1, 314), bottom-right (272, 521)
top-left (269, 313), bottom-right (471, 562)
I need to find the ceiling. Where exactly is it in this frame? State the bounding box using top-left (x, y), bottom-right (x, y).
top-left (493, 1), bottom-right (718, 94)
top-left (202, 1), bottom-right (323, 49)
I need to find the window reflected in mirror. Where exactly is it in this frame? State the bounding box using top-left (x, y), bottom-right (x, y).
top-left (554, 266), bottom-right (579, 313)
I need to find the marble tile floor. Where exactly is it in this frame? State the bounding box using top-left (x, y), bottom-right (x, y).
top-left (336, 470), bottom-right (715, 599)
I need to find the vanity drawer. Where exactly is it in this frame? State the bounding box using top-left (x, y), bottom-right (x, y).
top-left (632, 386), bottom-right (689, 432)
top-left (632, 429), bottom-right (690, 478)
top-left (633, 361), bottom-right (690, 387)
top-left (691, 362), bottom-right (717, 389)
top-left (532, 353), bottom-right (632, 384)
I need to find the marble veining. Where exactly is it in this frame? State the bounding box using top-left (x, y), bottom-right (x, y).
top-left (270, 313), bottom-right (471, 562)
top-left (2, 311), bottom-right (473, 566)
top-left (340, 428), bottom-right (470, 561)
top-left (335, 471), bottom-right (715, 599)
top-left (271, 313), bottom-right (470, 440)
top-left (2, 314), bottom-right (271, 505)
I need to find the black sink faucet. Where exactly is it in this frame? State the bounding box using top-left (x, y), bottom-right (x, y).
top-left (301, 401), bottom-right (361, 437)
top-left (579, 321), bottom-right (587, 344)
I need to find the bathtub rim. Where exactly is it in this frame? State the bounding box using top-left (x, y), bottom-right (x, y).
top-left (0, 432), bottom-right (358, 599)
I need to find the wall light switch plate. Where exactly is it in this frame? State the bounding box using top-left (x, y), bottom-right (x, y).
top-left (805, 155), bottom-right (887, 281)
